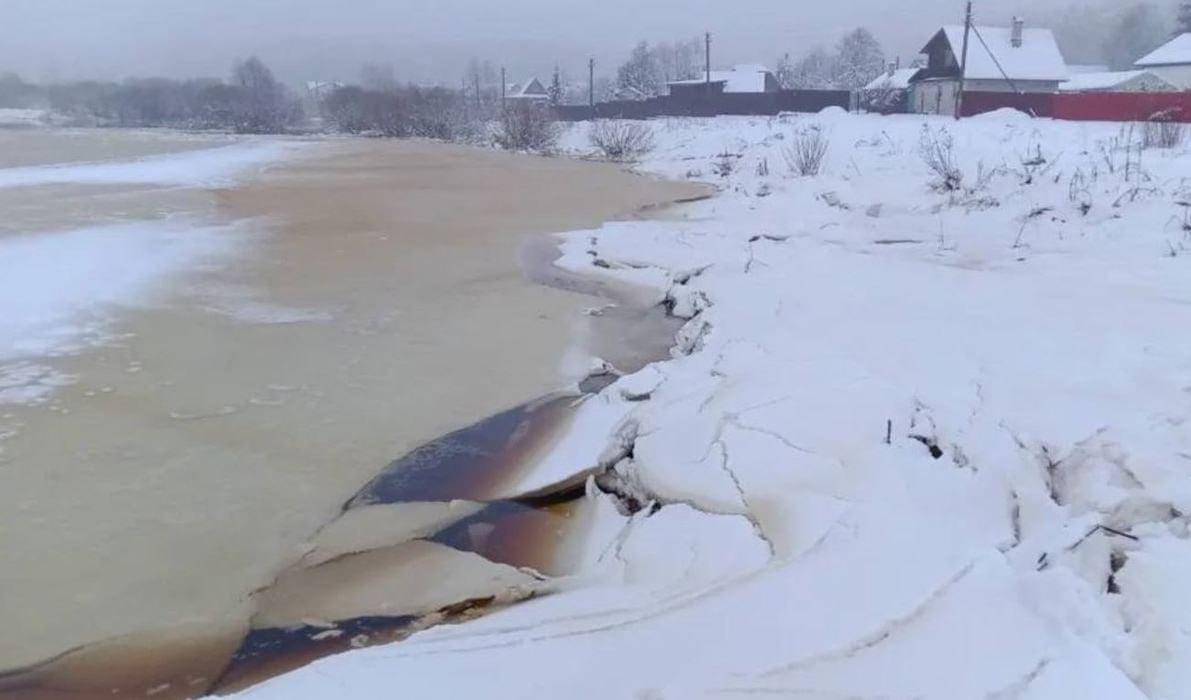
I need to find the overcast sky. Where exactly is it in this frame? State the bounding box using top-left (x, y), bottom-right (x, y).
top-left (0, 0), bottom-right (1142, 85)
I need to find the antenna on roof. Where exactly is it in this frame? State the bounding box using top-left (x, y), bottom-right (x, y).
top-left (955, 0), bottom-right (973, 120)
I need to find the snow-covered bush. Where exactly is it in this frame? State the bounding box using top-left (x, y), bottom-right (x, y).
top-left (782, 125), bottom-right (829, 177)
top-left (589, 119), bottom-right (655, 161)
top-left (495, 102), bottom-right (560, 153)
top-left (919, 125), bottom-right (963, 192)
top-left (1143, 115), bottom-right (1185, 150)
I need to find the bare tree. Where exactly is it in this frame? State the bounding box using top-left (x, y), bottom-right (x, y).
top-left (655, 38), bottom-right (703, 82)
top-left (1104, 3), bottom-right (1168, 70)
top-left (834, 28), bottom-right (885, 89)
top-left (789, 48), bottom-right (836, 89)
top-left (775, 53), bottom-right (795, 89)
top-left (232, 56), bottom-right (298, 134)
top-left (617, 41), bottom-right (666, 97)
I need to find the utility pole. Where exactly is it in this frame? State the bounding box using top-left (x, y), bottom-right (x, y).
top-left (705, 32), bottom-right (712, 93)
top-left (589, 58), bottom-right (595, 108)
top-left (501, 66), bottom-right (507, 112)
top-left (955, 0), bottom-right (973, 120)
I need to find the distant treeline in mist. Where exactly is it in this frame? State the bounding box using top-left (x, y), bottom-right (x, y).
top-left (0, 57), bottom-right (302, 133)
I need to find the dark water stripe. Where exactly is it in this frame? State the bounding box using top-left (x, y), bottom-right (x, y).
top-left (343, 393), bottom-right (579, 508)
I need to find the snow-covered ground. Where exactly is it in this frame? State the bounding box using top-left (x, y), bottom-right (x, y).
top-left (234, 111), bottom-right (1191, 699)
top-left (0, 139), bottom-right (305, 190)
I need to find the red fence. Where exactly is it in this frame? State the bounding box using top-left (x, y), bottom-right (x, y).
top-left (1054, 92), bottom-right (1191, 123)
top-left (959, 91), bottom-right (1191, 123)
top-left (960, 92), bottom-right (1055, 118)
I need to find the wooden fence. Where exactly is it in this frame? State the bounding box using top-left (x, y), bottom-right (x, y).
top-left (555, 90), bottom-right (851, 121)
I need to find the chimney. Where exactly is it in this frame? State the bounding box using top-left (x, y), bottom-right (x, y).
top-left (1011, 17), bottom-right (1025, 48)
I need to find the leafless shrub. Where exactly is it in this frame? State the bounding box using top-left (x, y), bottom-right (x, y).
top-left (712, 151), bottom-right (739, 178)
top-left (919, 125), bottom-right (962, 192)
top-left (782, 125), bottom-right (829, 177)
top-left (1015, 142), bottom-right (1059, 185)
top-left (495, 102), bottom-right (559, 153)
top-left (756, 157), bottom-right (770, 177)
top-left (1099, 123), bottom-right (1145, 180)
top-left (1068, 166), bottom-right (1095, 215)
top-left (588, 119), bottom-right (655, 160)
top-left (1014, 206), bottom-right (1056, 248)
top-left (1143, 112), bottom-right (1185, 150)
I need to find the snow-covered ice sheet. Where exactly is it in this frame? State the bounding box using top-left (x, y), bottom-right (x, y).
top-left (233, 112), bottom-right (1191, 698)
top-left (0, 220), bottom-right (243, 403)
top-left (0, 139), bottom-right (306, 190)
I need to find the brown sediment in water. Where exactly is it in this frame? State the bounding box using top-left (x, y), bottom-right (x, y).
top-left (0, 628), bottom-right (244, 700)
top-left (0, 135), bottom-right (705, 699)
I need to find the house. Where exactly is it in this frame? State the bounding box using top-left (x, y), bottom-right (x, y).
top-left (863, 67), bottom-right (921, 92)
top-left (667, 65), bottom-right (781, 99)
top-left (909, 18), bottom-right (1068, 115)
top-left (861, 66), bottom-right (921, 113)
top-left (306, 81), bottom-right (344, 100)
top-left (611, 85), bottom-right (649, 102)
top-left (1060, 70), bottom-right (1175, 93)
top-left (507, 77), bottom-right (550, 102)
top-left (1134, 34), bottom-right (1191, 90)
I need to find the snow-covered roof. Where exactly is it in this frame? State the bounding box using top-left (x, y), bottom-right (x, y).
top-left (1059, 70), bottom-right (1169, 92)
top-left (863, 68), bottom-right (920, 91)
top-left (1067, 64), bottom-right (1110, 74)
top-left (669, 65), bottom-right (773, 93)
top-left (1135, 33), bottom-right (1191, 67)
top-left (932, 25), bottom-right (1068, 82)
top-left (509, 77), bottom-right (548, 98)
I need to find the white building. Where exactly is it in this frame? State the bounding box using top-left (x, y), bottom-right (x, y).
top-left (1060, 70), bottom-right (1175, 93)
top-left (909, 18), bottom-right (1068, 115)
top-left (667, 65), bottom-right (780, 97)
top-left (1134, 34), bottom-right (1191, 90)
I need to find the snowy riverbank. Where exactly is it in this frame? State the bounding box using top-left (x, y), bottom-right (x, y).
top-left (236, 110), bottom-right (1191, 699)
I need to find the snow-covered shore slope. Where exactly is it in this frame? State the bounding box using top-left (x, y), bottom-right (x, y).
top-left (234, 111), bottom-right (1191, 699)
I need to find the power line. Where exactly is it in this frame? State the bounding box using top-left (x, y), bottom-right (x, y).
top-left (970, 24), bottom-right (1024, 95)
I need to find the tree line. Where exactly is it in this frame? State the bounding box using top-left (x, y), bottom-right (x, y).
top-left (0, 58), bottom-right (302, 133)
top-left (607, 28), bottom-right (886, 100)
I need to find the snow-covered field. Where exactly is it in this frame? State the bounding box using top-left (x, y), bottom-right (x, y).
top-left (236, 111), bottom-right (1191, 699)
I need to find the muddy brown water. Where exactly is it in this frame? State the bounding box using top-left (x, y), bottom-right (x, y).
top-left (0, 134), bottom-right (707, 699)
